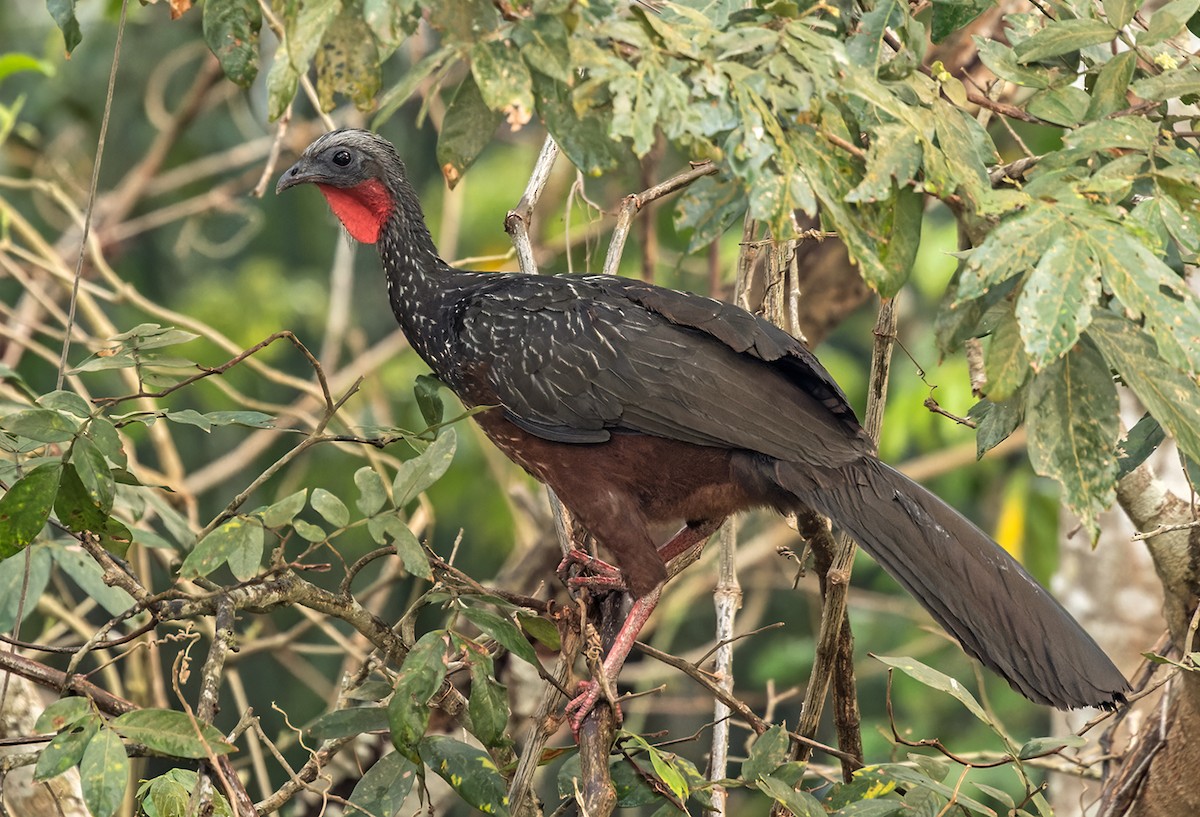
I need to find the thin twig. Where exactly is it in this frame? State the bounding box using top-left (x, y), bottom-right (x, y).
top-left (505, 135), bottom-right (559, 275)
top-left (602, 162), bottom-right (718, 276)
top-left (58, 0), bottom-right (129, 387)
top-left (795, 298), bottom-right (897, 765)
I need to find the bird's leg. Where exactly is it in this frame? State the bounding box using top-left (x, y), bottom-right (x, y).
top-left (564, 519), bottom-right (725, 733)
top-left (658, 517), bottom-right (724, 564)
top-left (565, 586), bottom-right (661, 734)
top-left (557, 548), bottom-right (623, 589)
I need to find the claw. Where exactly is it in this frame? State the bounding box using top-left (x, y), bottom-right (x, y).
top-left (565, 680), bottom-right (623, 734)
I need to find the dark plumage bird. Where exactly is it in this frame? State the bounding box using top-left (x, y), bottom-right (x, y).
top-left (278, 129), bottom-right (1127, 729)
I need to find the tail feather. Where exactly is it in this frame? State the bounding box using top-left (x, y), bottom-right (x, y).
top-left (774, 457), bottom-right (1128, 710)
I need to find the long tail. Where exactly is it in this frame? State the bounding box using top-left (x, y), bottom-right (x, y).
top-left (772, 457), bottom-right (1128, 710)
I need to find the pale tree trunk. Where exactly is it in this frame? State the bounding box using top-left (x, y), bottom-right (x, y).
top-left (0, 672), bottom-right (88, 817)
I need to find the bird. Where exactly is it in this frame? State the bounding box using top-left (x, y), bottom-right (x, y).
top-left (277, 128), bottom-right (1128, 731)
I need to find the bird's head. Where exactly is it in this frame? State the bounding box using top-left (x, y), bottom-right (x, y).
top-left (276, 129), bottom-right (407, 244)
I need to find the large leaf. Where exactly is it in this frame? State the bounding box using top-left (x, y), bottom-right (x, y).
top-left (1026, 343), bottom-right (1118, 532)
top-left (1015, 233), bottom-right (1102, 368)
top-left (1015, 19), bottom-right (1116, 63)
top-left (0, 463), bottom-right (62, 559)
top-left (1089, 311), bottom-right (1200, 465)
top-left (388, 630), bottom-right (451, 760)
top-left (46, 0), bottom-right (82, 53)
top-left (0, 544), bottom-right (52, 631)
top-left (418, 735), bottom-right (511, 817)
top-left (437, 76), bottom-right (501, 187)
top-left (393, 429), bottom-right (457, 507)
top-left (314, 7), bottom-right (380, 111)
top-left (111, 709), bottom-right (235, 758)
top-left (179, 516), bottom-right (265, 581)
top-left (349, 752), bottom-right (419, 817)
top-left (203, 0), bottom-right (261, 87)
top-left (80, 727), bottom-right (129, 817)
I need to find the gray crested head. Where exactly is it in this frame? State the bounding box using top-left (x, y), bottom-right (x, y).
top-left (276, 128), bottom-right (433, 248)
top-left (276, 128), bottom-right (408, 195)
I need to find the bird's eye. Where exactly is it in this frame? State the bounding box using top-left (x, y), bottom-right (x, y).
top-left (332, 150), bottom-right (352, 167)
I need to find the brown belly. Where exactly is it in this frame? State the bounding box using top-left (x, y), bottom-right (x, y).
top-left (472, 407), bottom-right (758, 525)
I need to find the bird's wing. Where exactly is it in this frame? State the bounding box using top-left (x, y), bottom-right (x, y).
top-left (455, 274), bottom-right (872, 465)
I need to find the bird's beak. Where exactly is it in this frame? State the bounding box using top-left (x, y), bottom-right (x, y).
top-left (276, 158), bottom-right (315, 194)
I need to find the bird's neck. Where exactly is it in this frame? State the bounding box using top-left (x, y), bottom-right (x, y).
top-left (376, 179), bottom-right (460, 373)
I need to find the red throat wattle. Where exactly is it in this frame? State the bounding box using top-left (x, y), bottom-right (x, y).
top-left (316, 180), bottom-right (394, 244)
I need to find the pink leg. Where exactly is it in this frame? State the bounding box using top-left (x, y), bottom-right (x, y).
top-left (565, 587), bottom-right (661, 733)
top-left (563, 519), bottom-right (725, 733)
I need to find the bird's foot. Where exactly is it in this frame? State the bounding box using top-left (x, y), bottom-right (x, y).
top-left (557, 548), bottom-right (625, 590)
top-left (565, 680), bottom-right (623, 735)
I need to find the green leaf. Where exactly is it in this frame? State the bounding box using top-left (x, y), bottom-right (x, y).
top-left (180, 516), bottom-right (265, 580)
top-left (35, 697), bottom-right (92, 734)
top-left (847, 0), bottom-right (907, 70)
top-left (141, 769), bottom-right (233, 817)
top-left (1099, 232), bottom-right (1200, 376)
top-left (1138, 0), bottom-right (1200, 44)
top-left (1086, 51), bottom-right (1138, 118)
top-left (1104, 0), bottom-right (1140, 27)
top-left (306, 707), bottom-right (390, 742)
top-left (1016, 234), bottom-right (1102, 367)
top-left (87, 417), bottom-right (126, 469)
top-left (418, 735), bottom-right (511, 817)
top-left (35, 714), bottom-right (99, 780)
top-left (257, 489), bottom-right (307, 528)
top-left (959, 206), bottom-right (1060, 300)
top-left (0, 544), bottom-right (52, 631)
top-left (1116, 413), bottom-right (1166, 477)
top-left (293, 519), bottom-right (327, 543)
top-left (970, 394), bottom-right (1025, 458)
top-left (1132, 65), bottom-right (1200, 100)
top-left (520, 13), bottom-right (572, 83)
top-left (846, 123), bottom-right (924, 203)
top-left (973, 38), bottom-right (1056, 88)
top-left (861, 765), bottom-right (992, 815)
top-left (0, 463), bottom-right (62, 558)
top-left (932, 0), bottom-right (992, 42)
top-left (471, 39), bottom-right (534, 122)
top-left (111, 709), bottom-right (235, 758)
top-left (414, 374), bottom-right (445, 428)
top-left (388, 630), bottom-right (450, 759)
top-left (1025, 84), bottom-right (1090, 126)
top-left (1026, 344), bottom-right (1119, 532)
top-left (70, 434), bottom-right (115, 514)
top-left (459, 604), bottom-right (540, 666)
top-left (354, 467), bottom-right (387, 516)
top-left (1018, 734), bottom-right (1086, 759)
top-left (874, 655), bottom-right (993, 725)
top-left (1065, 116), bottom-right (1158, 154)
top-left (674, 175), bottom-right (746, 253)
top-left (314, 7), bottom-right (380, 111)
top-left (984, 311), bottom-right (1030, 400)
top-left (46, 0), bottom-right (82, 54)
top-left (80, 726), bottom-right (129, 817)
top-left (310, 488), bottom-right (350, 528)
top-left (465, 648), bottom-right (510, 746)
top-left (394, 429), bottom-right (457, 507)
top-left (757, 775), bottom-right (825, 817)
top-left (624, 734), bottom-right (689, 803)
top-left (367, 513), bottom-right (433, 578)
top-left (517, 612), bottom-right (561, 649)
top-left (203, 0), bottom-right (261, 87)
top-left (349, 752), bottom-right (419, 817)
top-left (531, 71), bottom-right (625, 176)
top-left (1, 408), bottom-right (79, 443)
top-left (437, 76), bottom-right (501, 188)
top-left (203, 410), bottom-right (275, 429)
top-left (0, 52), bottom-right (55, 82)
top-left (1089, 311), bottom-right (1200, 465)
top-left (53, 547), bottom-right (135, 617)
top-left (742, 724), bottom-right (789, 782)
top-left (1015, 19), bottom-right (1116, 64)
top-left (53, 463), bottom-right (109, 535)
